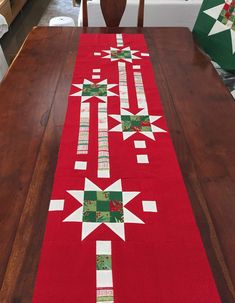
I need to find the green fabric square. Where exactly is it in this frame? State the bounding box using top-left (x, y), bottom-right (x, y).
top-left (122, 50), bottom-right (131, 58)
top-left (130, 116), bottom-right (141, 122)
top-left (97, 200), bottom-right (110, 211)
top-left (221, 17), bottom-right (228, 25)
top-left (222, 9), bottom-right (226, 16)
top-left (96, 211), bottom-right (110, 222)
top-left (218, 14), bottom-right (224, 22)
top-left (230, 15), bottom-right (235, 22)
top-left (82, 84), bottom-right (107, 96)
top-left (96, 191), bottom-right (109, 201)
top-left (83, 211), bottom-right (96, 222)
top-left (96, 255), bottom-right (112, 270)
top-left (121, 115), bottom-right (131, 121)
top-left (110, 211), bottom-right (124, 223)
top-left (84, 191), bottom-right (97, 200)
top-left (83, 200), bottom-right (96, 212)
top-left (109, 191), bottom-right (122, 201)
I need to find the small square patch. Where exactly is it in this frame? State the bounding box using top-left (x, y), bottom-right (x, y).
top-left (137, 155), bottom-right (149, 164)
top-left (142, 200), bottom-right (158, 212)
top-left (134, 140), bottom-right (146, 148)
top-left (96, 270), bottom-right (113, 288)
top-left (74, 161), bottom-right (87, 170)
top-left (96, 255), bottom-right (112, 270)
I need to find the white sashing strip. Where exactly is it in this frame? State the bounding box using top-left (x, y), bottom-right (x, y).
top-left (92, 75), bottom-right (101, 80)
top-left (134, 140), bottom-right (146, 149)
top-left (141, 53), bottom-right (150, 57)
top-left (116, 33), bottom-right (123, 47)
top-left (98, 103), bottom-right (110, 178)
top-left (77, 102), bottom-right (90, 154)
top-left (49, 200), bottom-right (64, 211)
top-left (134, 72), bottom-right (148, 110)
top-left (118, 62), bottom-right (129, 109)
top-left (96, 241), bottom-right (114, 303)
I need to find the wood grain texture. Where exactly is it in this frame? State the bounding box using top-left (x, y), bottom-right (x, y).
top-left (0, 27), bottom-right (234, 302)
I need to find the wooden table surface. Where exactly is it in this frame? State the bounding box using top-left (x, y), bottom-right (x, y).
top-left (0, 27), bottom-right (234, 303)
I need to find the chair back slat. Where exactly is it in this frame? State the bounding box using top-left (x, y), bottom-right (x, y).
top-left (82, 0), bottom-right (88, 27)
top-left (138, 0), bottom-right (145, 27)
top-left (82, 0), bottom-right (145, 27)
top-left (100, 0), bottom-right (127, 27)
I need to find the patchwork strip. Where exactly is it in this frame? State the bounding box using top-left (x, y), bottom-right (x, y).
top-left (116, 33), bottom-right (124, 47)
top-left (134, 72), bottom-right (148, 111)
top-left (77, 102), bottom-right (90, 154)
top-left (98, 103), bottom-right (110, 178)
top-left (118, 62), bottom-right (129, 109)
top-left (218, 1), bottom-right (235, 30)
top-left (96, 241), bottom-right (114, 303)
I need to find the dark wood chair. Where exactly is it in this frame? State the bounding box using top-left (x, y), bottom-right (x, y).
top-left (82, 0), bottom-right (145, 27)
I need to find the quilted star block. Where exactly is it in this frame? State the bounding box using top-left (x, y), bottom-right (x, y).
top-left (109, 109), bottom-right (166, 141)
top-left (63, 179), bottom-right (144, 240)
top-left (70, 79), bottom-right (117, 102)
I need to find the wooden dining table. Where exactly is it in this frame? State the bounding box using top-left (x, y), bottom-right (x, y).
top-left (0, 26), bottom-right (234, 303)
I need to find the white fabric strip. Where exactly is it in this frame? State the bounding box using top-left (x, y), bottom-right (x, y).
top-left (96, 241), bottom-right (112, 255)
top-left (49, 200), bottom-right (64, 211)
top-left (134, 71), bottom-right (148, 111)
top-left (77, 102), bottom-right (90, 154)
top-left (118, 62), bottom-right (129, 109)
top-left (96, 271), bottom-right (113, 288)
top-left (98, 103), bottom-right (110, 178)
top-left (116, 33), bottom-right (123, 47)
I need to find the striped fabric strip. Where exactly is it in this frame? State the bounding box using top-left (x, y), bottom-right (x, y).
top-left (116, 33), bottom-right (123, 47)
top-left (134, 71), bottom-right (148, 111)
top-left (96, 241), bottom-right (114, 303)
top-left (77, 102), bottom-right (90, 154)
top-left (98, 103), bottom-right (110, 178)
top-left (118, 62), bottom-right (129, 109)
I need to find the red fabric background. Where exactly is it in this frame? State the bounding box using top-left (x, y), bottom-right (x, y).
top-left (32, 34), bottom-right (221, 302)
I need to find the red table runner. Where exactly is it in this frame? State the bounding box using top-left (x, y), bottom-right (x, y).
top-left (32, 34), bottom-right (221, 302)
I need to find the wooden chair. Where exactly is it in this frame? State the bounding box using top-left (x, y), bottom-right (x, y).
top-left (82, 0), bottom-right (145, 27)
